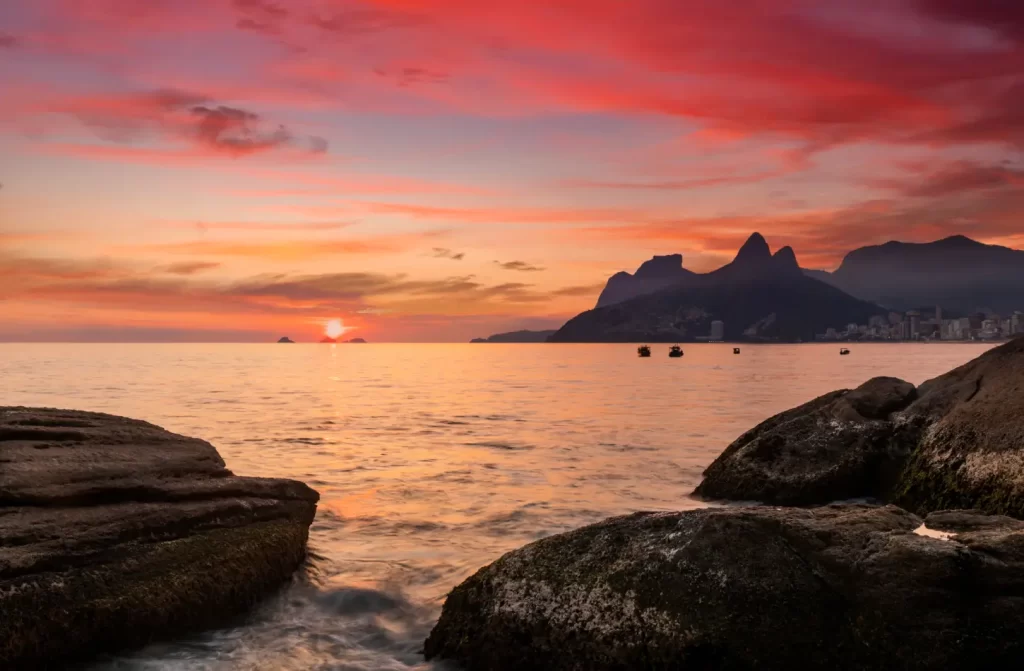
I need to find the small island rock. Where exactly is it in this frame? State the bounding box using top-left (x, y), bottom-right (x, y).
top-left (425, 504), bottom-right (1024, 670)
top-left (277, 336), bottom-right (295, 343)
top-left (0, 407), bottom-right (319, 668)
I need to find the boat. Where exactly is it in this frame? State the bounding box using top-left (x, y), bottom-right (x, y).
top-left (637, 345), bottom-right (651, 357)
top-left (840, 348), bottom-right (850, 355)
top-left (733, 347), bottom-right (741, 354)
top-left (669, 345), bottom-right (684, 358)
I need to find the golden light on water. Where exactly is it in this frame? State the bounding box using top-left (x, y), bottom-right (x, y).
top-left (325, 319), bottom-right (345, 339)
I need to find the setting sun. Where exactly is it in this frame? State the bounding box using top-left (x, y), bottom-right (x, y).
top-left (325, 319), bottom-right (345, 339)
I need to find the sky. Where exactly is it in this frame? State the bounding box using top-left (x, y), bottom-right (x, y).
top-left (1, 0), bottom-right (1023, 342)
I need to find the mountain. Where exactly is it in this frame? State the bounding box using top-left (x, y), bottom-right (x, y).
top-left (550, 233), bottom-right (886, 343)
top-left (470, 329), bottom-right (557, 343)
top-left (808, 236), bottom-right (1024, 314)
top-left (596, 254), bottom-right (696, 307)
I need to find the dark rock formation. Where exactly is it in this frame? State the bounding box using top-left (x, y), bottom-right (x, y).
top-left (694, 377), bottom-right (918, 505)
top-left (319, 337), bottom-right (336, 343)
top-left (345, 337), bottom-right (367, 343)
top-left (551, 234), bottom-right (885, 343)
top-left (892, 335), bottom-right (1024, 516)
top-left (277, 336), bottom-right (295, 343)
top-left (425, 504), bottom-right (1024, 670)
top-left (469, 329), bottom-right (557, 343)
top-left (0, 407), bottom-right (319, 669)
top-left (695, 337), bottom-right (1024, 516)
top-left (595, 254), bottom-right (694, 308)
top-left (807, 235), bottom-right (1024, 313)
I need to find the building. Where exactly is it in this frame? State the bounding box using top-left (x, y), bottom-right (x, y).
top-left (981, 319), bottom-right (1001, 339)
top-left (1013, 312), bottom-right (1023, 335)
top-left (710, 320), bottom-right (724, 341)
top-left (957, 317), bottom-right (971, 340)
top-left (935, 306), bottom-right (942, 324)
top-left (907, 311), bottom-right (921, 339)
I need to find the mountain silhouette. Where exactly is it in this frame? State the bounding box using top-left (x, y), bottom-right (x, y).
top-left (808, 236), bottom-right (1024, 314)
top-left (470, 329), bottom-right (557, 343)
top-left (551, 233), bottom-right (885, 342)
top-left (595, 254), bottom-right (695, 307)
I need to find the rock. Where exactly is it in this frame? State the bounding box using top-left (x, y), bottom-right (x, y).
top-left (892, 336), bottom-right (1024, 516)
top-left (424, 504), bottom-right (1024, 671)
top-left (0, 407), bottom-right (319, 669)
top-left (693, 377), bottom-right (917, 505)
top-left (694, 338), bottom-right (1024, 516)
top-left (345, 337), bottom-right (368, 343)
top-left (277, 336), bottom-right (295, 343)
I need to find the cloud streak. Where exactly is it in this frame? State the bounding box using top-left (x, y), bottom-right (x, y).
top-left (431, 247), bottom-right (465, 260)
top-left (495, 260), bottom-right (544, 272)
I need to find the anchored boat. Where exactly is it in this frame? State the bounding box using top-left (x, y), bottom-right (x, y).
top-left (840, 348), bottom-right (851, 355)
top-left (669, 345), bottom-right (684, 358)
top-left (637, 345), bottom-right (651, 357)
top-left (733, 347), bottom-right (741, 354)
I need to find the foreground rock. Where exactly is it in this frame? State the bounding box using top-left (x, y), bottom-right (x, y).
top-left (694, 376), bottom-right (917, 505)
top-left (0, 407), bottom-right (319, 668)
top-left (695, 337), bottom-right (1024, 516)
top-left (425, 505), bottom-right (1024, 670)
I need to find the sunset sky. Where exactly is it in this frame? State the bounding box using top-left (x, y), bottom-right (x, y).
top-left (2, 0), bottom-right (1023, 342)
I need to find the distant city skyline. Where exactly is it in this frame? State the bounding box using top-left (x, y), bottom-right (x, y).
top-left (3, 1), bottom-right (1024, 341)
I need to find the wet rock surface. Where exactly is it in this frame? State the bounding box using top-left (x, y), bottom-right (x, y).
top-left (695, 338), bottom-right (1024, 515)
top-left (425, 504), bottom-right (1024, 671)
top-left (0, 406), bottom-right (319, 669)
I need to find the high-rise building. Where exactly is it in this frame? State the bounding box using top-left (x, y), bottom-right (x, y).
top-left (957, 317), bottom-right (971, 340)
top-left (935, 306), bottom-right (942, 323)
top-left (1013, 312), bottom-right (1023, 335)
top-left (710, 320), bottom-right (724, 341)
top-left (907, 311), bottom-right (921, 339)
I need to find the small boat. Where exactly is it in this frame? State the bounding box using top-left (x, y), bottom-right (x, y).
top-left (669, 345), bottom-right (684, 358)
top-left (840, 348), bottom-right (850, 355)
top-left (733, 347), bottom-right (741, 354)
top-left (637, 345), bottom-right (651, 358)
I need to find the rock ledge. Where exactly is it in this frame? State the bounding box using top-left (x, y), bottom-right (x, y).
top-left (0, 406), bottom-right (319, 668)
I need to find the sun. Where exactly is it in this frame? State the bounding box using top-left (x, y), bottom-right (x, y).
top-left (325, 319), bottom-right (345, 339)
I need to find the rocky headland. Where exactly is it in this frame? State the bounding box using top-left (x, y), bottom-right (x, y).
top-left (425, 337), bottom-right (1024, 669)
top-left (0, 407), bottom-right (319, 668)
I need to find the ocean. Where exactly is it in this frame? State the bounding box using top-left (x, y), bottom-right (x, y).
top-left (0, 342), bottom-right (994, 670)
